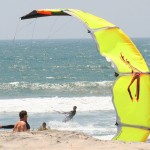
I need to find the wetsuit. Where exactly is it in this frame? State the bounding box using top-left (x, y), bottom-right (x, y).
top-left (26, 121), bottom-right (30, 129)
top-left (1, 121), bottom-right (30, 129)
top-left (1, 125), bottom-right (14, 129)
top-left (63, 110), bottom-right (76, 122)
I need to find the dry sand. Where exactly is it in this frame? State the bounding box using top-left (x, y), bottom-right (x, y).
top-left (0, 130), bottom-right (150, 150)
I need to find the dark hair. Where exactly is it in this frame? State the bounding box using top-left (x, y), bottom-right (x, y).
top-left (42, 122), bottom-right (46, 126)
top-left (19, 110), bottom-right (27, 119)
top-left (73, 106), bottom-right (77, 110)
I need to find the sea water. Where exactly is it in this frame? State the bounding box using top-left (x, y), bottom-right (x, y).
top-left (0, 38), bottom-right (150, 140)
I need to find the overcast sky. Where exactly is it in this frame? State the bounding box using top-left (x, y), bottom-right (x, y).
top-left (0, 0), bottom-right (150, 39)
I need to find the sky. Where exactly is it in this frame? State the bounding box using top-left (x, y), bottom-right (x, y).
top-left (0, 0), bottom-right (150, 39)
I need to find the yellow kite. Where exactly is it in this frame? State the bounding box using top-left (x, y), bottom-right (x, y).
top-left (21, 9), bottom-right (150, 142)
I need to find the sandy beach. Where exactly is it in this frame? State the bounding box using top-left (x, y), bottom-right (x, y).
top-left (0, 130), bottom-right (149, 150)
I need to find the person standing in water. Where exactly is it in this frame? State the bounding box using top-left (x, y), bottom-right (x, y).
top-left (62, 106), bottom-right (77, 122)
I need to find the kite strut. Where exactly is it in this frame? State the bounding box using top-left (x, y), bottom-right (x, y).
top-left (120, 53), bottom-right (141, 101)
top-left (128, 73), bottom-right (140, 101)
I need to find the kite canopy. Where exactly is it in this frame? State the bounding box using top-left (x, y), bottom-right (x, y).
top-left (21, 9), bottom-right (150, 142)
top-left (21, 9), bottom-right (149, 73)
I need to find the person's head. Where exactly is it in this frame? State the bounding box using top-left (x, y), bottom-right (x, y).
top-left (42, 122), bottom-right (46, 128)
top-left (73, 106), bottom-right (77, 110)
top-left (19, 110), bottom-right (28, 121)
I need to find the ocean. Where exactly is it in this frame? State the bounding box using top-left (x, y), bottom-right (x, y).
top-left (0, 38), bottom-right (150, 140)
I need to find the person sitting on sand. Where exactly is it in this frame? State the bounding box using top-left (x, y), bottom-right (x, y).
top-left (38, 122), bottom-right (49, 131)
top-left (13, 110), bottom-right (30, 132)
top-left (61, 106), bottom-right (77, 123)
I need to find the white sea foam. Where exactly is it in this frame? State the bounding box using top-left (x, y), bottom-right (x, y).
top-left (9, 82), bottom-right (20, 85)
top-left (0, 81), bottom-right (113, 90)
top-left (49, 121), bottom-right (114, 133)
top-left (48, 120), bottom-right (116, 140)
top-left (0, 96), bottom-right (114, 113)
top-left (46, 76), bottom-right (54, 79)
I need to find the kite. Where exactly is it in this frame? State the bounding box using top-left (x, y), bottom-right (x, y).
top-left (21, 9), bottom-right (150, 142)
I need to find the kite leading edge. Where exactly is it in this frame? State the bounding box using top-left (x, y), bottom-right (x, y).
top-left (21, 9), bottom-right (150, 142)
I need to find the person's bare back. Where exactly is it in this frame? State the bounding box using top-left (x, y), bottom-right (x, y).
top-left (13, 110), bottom-right (29, 132)
top-left (13, 121), bottom-right (27, 132)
